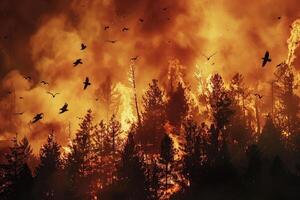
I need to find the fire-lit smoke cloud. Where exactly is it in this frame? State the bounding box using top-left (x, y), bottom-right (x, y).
top-left (0, 0), bottom-right (300, 153)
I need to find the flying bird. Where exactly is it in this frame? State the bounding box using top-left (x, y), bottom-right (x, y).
top-left (201, 52), bottom-right (217, 61)
top-left (130, 56), bottom-right (139, 61)
top-left (81, 43), bottom-right (87, 50)
top-left (276, 62), bottom-right (284, 67)
top-left (83, 77), bottom-right (91, 90)
top-left (73, 59), bottom-right (83, 67)
top-left (23, 76), bottom-right (31, 81)
top-left (41, 80), bottom-right (49, 85)
top-left (19, 97), bottom-right (24, 100)
top-left (31, 113), bottom-right (43, 123)
top-left (139, 18), bottom-right (144, 23)
top-left (262, 51), bottom-right (271, 67)
top-left (122, 27), bottom-right (129, 32)
top-left (162, 7), bottom-right (168, 11)
top-left (47, 91), bottom-right (60, 98)
top-left (106, 40), bottom-right (117, 44)
top-left (254, 93), bottom-right (263, 99)
top-left (14, 112), bottom-right (24, 115)
top-left (59, 103), bottom-right (69, 114)
top-left (104, 26), bottom-right (110, 30)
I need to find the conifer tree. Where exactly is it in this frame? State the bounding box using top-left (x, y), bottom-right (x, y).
top-left (160, 134), bottom-right (175, 192)
top-left (166, 82), bottom-right (189, 128)
top-left (65, 109), bottom-right (94, 200)
top-left (35, 132), bottom-right (62, 200)
top-left (137, 79), bottom-right (167, 153)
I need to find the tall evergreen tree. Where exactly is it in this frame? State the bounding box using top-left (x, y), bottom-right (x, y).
top-left (258, 116), bottom-right (284, 158)
top-left (166, 82), bottom-right (189, 128)
top-left (65, 109), bottom-right (94, 200)
top-left (0, 136), bottom-right (33, 200)
top-left (159, 134), bottom-right (175, 193)
top-left (34, 132), bottom-right (62, 200)
top-left (182, 119), bottom-right (202, 189)
top-left (209, 74), bottom-right (234, 133)
top-left (100, 132), bottom-right (148, 200)
top-left (137, 79), bottom-right (167, 153)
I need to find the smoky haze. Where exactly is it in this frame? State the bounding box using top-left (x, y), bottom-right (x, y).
top-left (0, 0), bottom-right (299, 152)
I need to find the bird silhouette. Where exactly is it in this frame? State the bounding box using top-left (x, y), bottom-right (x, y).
top-left (59, 103), bottom-right (69, 114)
top-left (31, 113), bottom-right (43, 123)
top-left (19, 97), bottom-right (24, 100)
top-left (262, 51), bottom-right (271, 67)
top-left (23, 76), bottom-right (31, 81)
top-left (73, 59), bottom-right (83, 67)
top-left (41, 80), bottom-right (49, 85)
top-left (47, 91), bottom-right (60, 98)
top-left (276, 62), bottom-right (284, 67)
top-left (254, 93), bottom-right (263, 99)
top-left (81, 43), bottom-right (87, 50)
top-left (201, 52), bottom-right (217, 61)
top-left (14, 112), bottom-right (24, 115)
top-left (122, 27), bottom-right (129, 32)
top-left (104, 26), bottom-right (110, 30)
top-left (162, 7), bottom-right (168, 11)
top-left (131, 56), bottom-right (139, 61)
top-left (139, 18), bottom-right (144, 23)
top-left (83, 77), bottom-right (91, 90)
top-left (106, 40), bottom-right (117, 44)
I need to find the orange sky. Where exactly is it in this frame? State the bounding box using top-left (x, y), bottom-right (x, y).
top-left (0, 0), bottom-right (300, 153)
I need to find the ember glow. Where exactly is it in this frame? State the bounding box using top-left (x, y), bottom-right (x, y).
top-left (1, 1), bottom-right (300, 200)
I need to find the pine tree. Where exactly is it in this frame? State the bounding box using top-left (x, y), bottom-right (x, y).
top-left (65, 109), bottom-right (94, 200)
top-left (107, 114), bottom-right (122, 155)
top-left (246, 144), bottom-right (262, 183)
top-left (229, 73), bottom-right (252, 151)
top-left (100, 132), bottom-right (148, 200)
top-left (137, 79), bottom-right (167, 153)
top-left (0, 136), bottom-right (33, 200)
top-left (160, 134), bottom-right (175, 192)
top-left (258, 116), bottom-right (284, 158)
top-left (91, 120), bottom-right (107, 188)
top-left (166, 82), bottom-right (189, 128)
top-left (209, 74), bottom-right (234, 132)
top-left (34, 132), bottom-right (62, 200)
top-left (182, 119), bottom-right (202, 188)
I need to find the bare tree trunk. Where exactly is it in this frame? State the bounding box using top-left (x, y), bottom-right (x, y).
top-left (255, 99), bottom-right (261, 135)
top-left (130, 64), bottom-right (141, 127)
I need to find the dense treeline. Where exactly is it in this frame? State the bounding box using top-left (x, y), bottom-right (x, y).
top-left (1, 65), bottom-right (300, 200)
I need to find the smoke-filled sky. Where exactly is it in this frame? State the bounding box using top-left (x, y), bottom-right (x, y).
top-left (0, 0), bottom-right (300, 152)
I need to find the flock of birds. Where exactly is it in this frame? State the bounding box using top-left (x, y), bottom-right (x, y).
top-left (12, 43), bottom-right (92, 124)
top-left (3, 10), bottom-right (285, 125)
top-left (14, 49), bottom-right (273, 124)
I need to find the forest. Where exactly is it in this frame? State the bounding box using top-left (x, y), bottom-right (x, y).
top-left (1, 62), bottom-right (300, 200)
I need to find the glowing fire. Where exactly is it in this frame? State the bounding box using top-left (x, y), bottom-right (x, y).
top-left (287, 19), bottom-right (300, 66)
top-left (114, 82), bottom-right (136, 133)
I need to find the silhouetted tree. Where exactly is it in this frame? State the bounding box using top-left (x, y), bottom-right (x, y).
top-left (209, 74), bottom-right (234, 132)
top-left (34, 132), bottom-right (62, 200)
top-left (246, 144), bottom-right (262, 183)
top-left (137, 79), bottom-right (167, 153)
top-left (0, 136), bottom-right (33, 200)
top-left (229, 73), bottom-right (252, 151)
top-left (159, 134), bottom-right (175, 193)
top-left (65, 109), bottom-right (94, 200)
top-left (100, 132), bottom-right (148, 200)
top-left (182, 119), bottom-right (202, 189)
top-left (258, 116), bottom-right (284, 158)
top-left (166, 82), bottom-right (189, 128)
top-left (107, 114), bottom-right (122, 155)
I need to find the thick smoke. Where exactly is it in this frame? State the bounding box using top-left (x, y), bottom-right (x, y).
top-left (0, 0), bottom-right (299, 152)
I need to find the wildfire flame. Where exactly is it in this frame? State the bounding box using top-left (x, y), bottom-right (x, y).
top-left (287, 19), bottom-right (300, 66)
